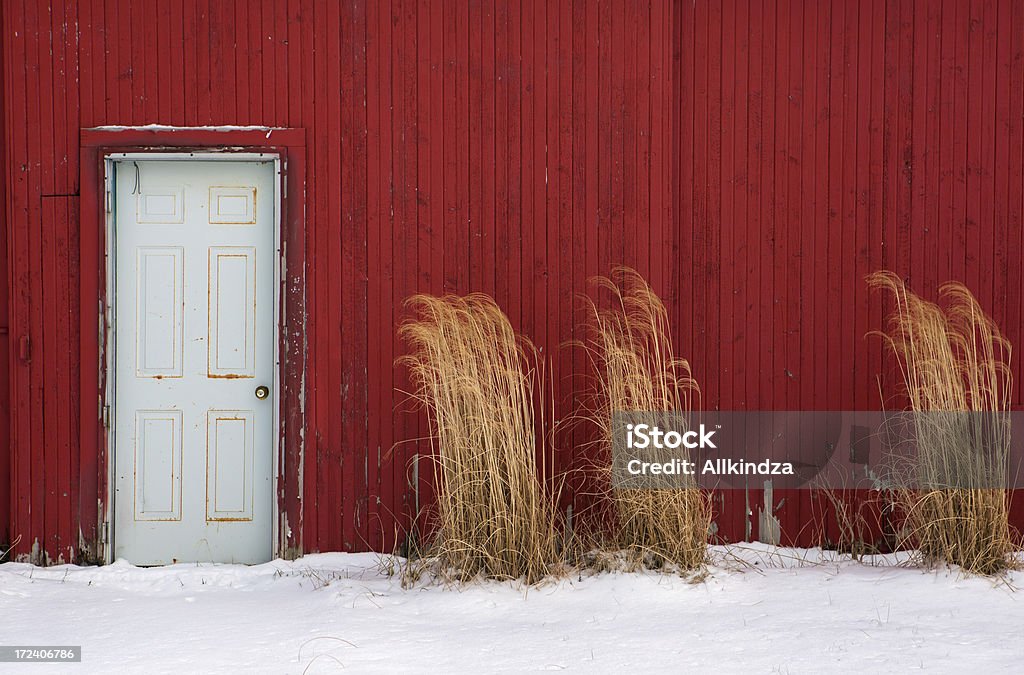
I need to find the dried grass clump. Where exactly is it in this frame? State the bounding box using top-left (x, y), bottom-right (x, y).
top-left (398, 293), bottom-right (560, 584)
top-left (583, 268), bottom-right (710, 570)
top-left (810, 485), bottom-right (885, 561)
top-left (868, 271), bottom-right (1016, 574)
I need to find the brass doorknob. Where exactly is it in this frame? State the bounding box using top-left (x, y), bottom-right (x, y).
top-left (255, 385), bottom-right (270, 400)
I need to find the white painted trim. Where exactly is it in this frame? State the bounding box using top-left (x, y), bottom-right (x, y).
top-left (103, 159), bottom-right (116, 564)
top-left (88, 125), bottom-right (286, 132)
top-left (271, 156), bottom-right (283, 558)
top-left (105, 152), bottom-right (278, 162)
top-left (102, 152), bottom-right (284, 564)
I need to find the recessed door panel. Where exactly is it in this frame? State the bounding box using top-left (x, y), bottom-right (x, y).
top-left (137, 188), bottom-right (185, 224)
top-left (134, 410), bottom-right (182, 521)
top-left (113, 159), bottom-right (276, 565)
top-left (208, 247), bottom-right (256, 378)
top-left (136, 247), bottom-right (183, 378)
top-left (206, 411), bottom-right (254, 521)
top-left (209, 186), bottom-right (257, 224)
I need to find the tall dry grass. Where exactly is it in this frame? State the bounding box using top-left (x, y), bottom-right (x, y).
top-left (582, 268), bottom-right (710, 570)
top-left (868, 271), bottom-right (1016, 574)
top-left (398, 293), bottom-right (560, 583)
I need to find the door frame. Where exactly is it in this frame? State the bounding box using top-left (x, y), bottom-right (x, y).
top-left (80, 127), bottom-right (306, 564)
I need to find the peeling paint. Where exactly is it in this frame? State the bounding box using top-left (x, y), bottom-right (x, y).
top-left (758, 480), bottom-right (781, 545)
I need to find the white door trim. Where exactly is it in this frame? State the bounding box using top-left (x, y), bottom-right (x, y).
top-left (102, 151), bottom-right (283, 564)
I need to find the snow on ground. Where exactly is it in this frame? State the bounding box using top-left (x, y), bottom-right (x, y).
top-left (1, 544), bottom-right (1022, 673)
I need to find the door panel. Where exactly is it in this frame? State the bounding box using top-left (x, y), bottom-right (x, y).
top-left (134, 410), bottom-right (183, 521)
top-left (208, 247), bottom-right (257, 377)
top-left (208, 186), bottom-right (257, 224)
top-left (135, 246), bottom-right (184, 378)
top-left (206, 411), bottom-right (255, 521)
top-left (113, 159), bottom-right (275, 565)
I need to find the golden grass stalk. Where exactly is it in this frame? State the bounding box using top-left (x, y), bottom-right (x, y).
top-left (810, 485), bottom-right (883, 561)
top-left (868, 270), bottom-right (1015, 574)
top-left (398, 293), bottom-right (560, 583)
top-left (583, 268), bottom-right (710, 570)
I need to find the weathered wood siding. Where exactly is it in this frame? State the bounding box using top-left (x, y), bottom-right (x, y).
top-left (1, 1), bottom-right (1022, 559)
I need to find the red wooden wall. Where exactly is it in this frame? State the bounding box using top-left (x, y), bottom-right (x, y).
top-left (1, 1), bottom-right (1023, 562)
top-left (673, 0), bottom-right (1024, 543)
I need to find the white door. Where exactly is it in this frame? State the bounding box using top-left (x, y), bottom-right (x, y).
top-left (113, 158), bottom-right (276, 565)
